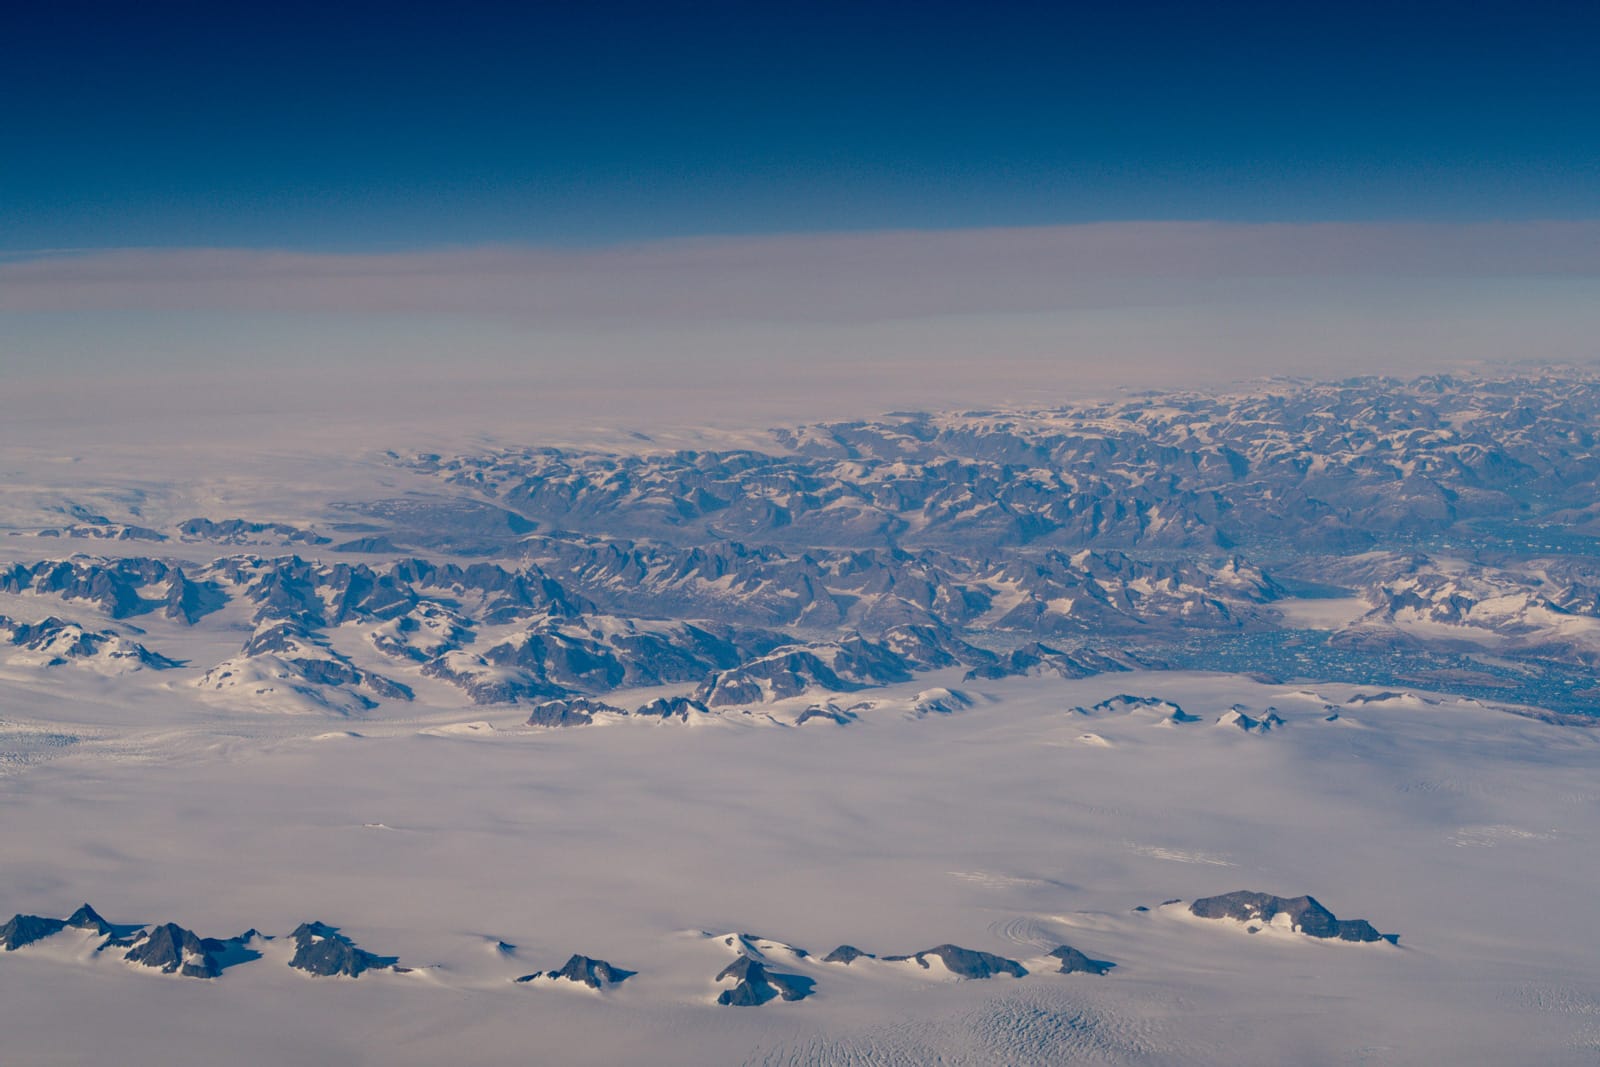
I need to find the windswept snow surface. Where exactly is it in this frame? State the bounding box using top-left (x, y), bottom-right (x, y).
top-left (1, 670), bottom-right (1597, 1065)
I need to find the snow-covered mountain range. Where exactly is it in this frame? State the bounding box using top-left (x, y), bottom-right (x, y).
top-left (5, 374), bottom-right (1600, 718)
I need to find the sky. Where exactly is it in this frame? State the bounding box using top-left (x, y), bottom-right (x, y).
top-left (5, 1), bottom-right (1597, 248)
top-left (2, 1), bottom-right (1598, 442)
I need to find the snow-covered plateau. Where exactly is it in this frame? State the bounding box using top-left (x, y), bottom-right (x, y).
top-left (2, 372), bottom-right (1599, 1065)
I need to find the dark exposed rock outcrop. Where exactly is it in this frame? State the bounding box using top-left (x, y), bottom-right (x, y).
top-left (714, 957), bottom-right (815, 1006)
top-left (163, 568), bottom-right (225, 624)
top-left (1076, 694), bottom-right (1200, 723)
top-left (518, 954), bottom-right (635, 989)
top-left (632, 695), bottom-right (711, 721)
top-left (884, 944), bottom-right (1027, 978)
top-left (419, 652), bottom-right (568, 705)
top-left (1048, 944), bottom-right (1114, 975)
top-left (288, 921), bottom-right (400, 977)
top-left (525, 697), bottom-right (624, 727)
top-left (1189, 891), bottom-right (1387, 942)
top-left (822, 944), bottom-right (873, 964)
top-left (122, 922), bottom-right (222, 978)
top-left (0, 616), bottom-right (179, 669)
top-left (1, 913), bottom-right (66, 950)
top-left (66, 903), bottom-right (113, 936)
top-left (179, 518), bottom-right (330, 546)
top-left (698, 649), bottom-right (859, 707)
top-left (964, 642), bottom-right (1139, 681)
top-left (1216, 707), bottom-right (1287, 732)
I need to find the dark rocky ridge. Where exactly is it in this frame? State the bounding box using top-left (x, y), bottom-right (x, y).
top-left (633, 695), bottom-right (712, 721)
top-left (122, 922), bottom-right (222, 979)
top-left (714, 957), bottom-right (815, 1006)
top-left (517, 954), bottom-right (635, 989)
top-left (44, 521), bottom-right (167, 542)
top-left (883, 944), bottom-right (1027, 979)
top-left (965, 643), bottom-right (1141, 681)
top-left (822, 944), bottom-right (872, 964)
top-left (163, 567), bottom-right (225, 624)
top-left (2, 905), bottom-right (260, 978)
top-left (1217, 707), bottom-right (1287, 732)
top-left (525, 696), bottom-right (625, 727)
top-left (1076, 694), bottom-right (1200, 723)
top-left (1189, 891), bottom-right (1388, 942)
top-left (66, 903), bottom-right (114, 936)
top-left (1, 913), bottom-right (66, 950)
top-left (179, 517), bottom-right (329, 546)
top-left (288, 922), bottom-right (401, 977)
top-left (0, 616), bottom-right (179, 670)
top-left (1049, 944), bottom-right (1114, 975)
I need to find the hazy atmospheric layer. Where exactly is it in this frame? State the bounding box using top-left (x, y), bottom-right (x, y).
top-left (7, 221), bottom-right (1600, 459)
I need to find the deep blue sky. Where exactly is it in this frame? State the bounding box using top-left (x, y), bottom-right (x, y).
top-left (3, 1), bottom-right (1597, 250)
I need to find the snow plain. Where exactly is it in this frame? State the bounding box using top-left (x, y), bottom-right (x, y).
top-left (2, 663), bottom-right (1598, 1065)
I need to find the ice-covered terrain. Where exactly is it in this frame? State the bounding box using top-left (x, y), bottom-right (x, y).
top-left (3, 372), bottom-right (1599, 1065)
top-left (3, 670), bottom-right (1597, 1064)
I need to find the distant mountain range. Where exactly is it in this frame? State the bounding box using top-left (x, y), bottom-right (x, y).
top-left (5, 373), bottom-right (1600, 718)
